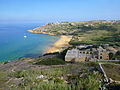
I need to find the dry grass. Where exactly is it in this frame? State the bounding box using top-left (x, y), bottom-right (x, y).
top-left (102, 64), bottom-right (120, 81)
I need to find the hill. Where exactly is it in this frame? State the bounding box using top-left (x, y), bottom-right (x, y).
top-left (28, 20), bottom-right (120, 47)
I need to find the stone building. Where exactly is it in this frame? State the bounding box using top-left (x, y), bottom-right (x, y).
top-left (65, 48), bottom-right (92, 62)
top-left (65, 46), bottom-right (109, 62)
top-left (92, 46), bottom-right (109, 60)
top-left (65, 49), bottom-right (79, 62)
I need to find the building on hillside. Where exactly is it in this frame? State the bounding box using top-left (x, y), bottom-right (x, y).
top-left (93, 46), bottom-right (109, 60)
top-left (65, 49), bottom-right (79, 62)
top-left (65, 46), bottom-right (109, 62)
top-left (65, 48), bottom-right (92, 62)
top-left (78, 50), bottom-right (93, 61)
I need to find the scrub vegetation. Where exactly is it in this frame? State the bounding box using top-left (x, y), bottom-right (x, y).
top-left (0, 62), bottom-right (103, 90)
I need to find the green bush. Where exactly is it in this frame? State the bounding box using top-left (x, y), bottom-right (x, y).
top-left (98, 25), bottom-right (117, 31)
top-left (86, 62), bottom-right (98, 67)
top-left (68, 73), bottom-right (101, 90)
top-left (5, 63), bottom-right (103, 90)
top-left (53, 78), bottom-right (64, 83)
top-left (32, 81), bottom-right (70, 90)
top-left (0, 71), bottom-right (8, 87)
top-left (9, 70), bottom-right (32, 78)
top-left (34, 57), bottom-right (66, 65)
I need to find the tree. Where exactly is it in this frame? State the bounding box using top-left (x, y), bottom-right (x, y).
top-left (115, 51), bottom-right (120, 59)
top-left (109, 52), bottom-right (114, 60)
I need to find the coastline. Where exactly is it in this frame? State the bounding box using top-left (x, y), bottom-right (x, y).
top-left (27, 30), bottom-right (55, 35)
top-left (46, 35), bottom-right (72, 53)
top-left (27, 30), bottom-right (73, 54)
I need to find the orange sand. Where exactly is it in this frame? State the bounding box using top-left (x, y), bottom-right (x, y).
top-left (46, 35), bottom-right (72, 53)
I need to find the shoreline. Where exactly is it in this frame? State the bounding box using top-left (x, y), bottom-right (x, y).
top-left (46, 35), bottom-right (72, 53)
top-left (27, 30), bottom-right (73, 54)
top-left (27, 30), bottom-right (55, 35)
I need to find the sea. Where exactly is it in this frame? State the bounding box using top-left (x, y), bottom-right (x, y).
top-left (0, 22), bottom-right (59, 62)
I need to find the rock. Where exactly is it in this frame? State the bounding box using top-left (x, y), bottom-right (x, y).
top-left (36, 75), bottom-right (44, 79)
top-left (43, 79), bottom-right (49, 82)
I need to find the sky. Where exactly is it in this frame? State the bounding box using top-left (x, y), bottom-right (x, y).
top-left (0, 0), bottom-right (120, 23)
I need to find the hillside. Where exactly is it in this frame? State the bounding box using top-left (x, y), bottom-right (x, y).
top-left (28, 20), bottom-right (119, 35)
top-left (28, 20), bottom-right (120, 47)
top-left (0, 58), bottom-right (103, 90)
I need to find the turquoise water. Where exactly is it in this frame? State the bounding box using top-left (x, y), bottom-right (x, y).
top-left (0, 23), bottom-right (59, 62)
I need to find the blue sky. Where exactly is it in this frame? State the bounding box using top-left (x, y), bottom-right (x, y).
top-left (0, 0), bottom-right (120, 23)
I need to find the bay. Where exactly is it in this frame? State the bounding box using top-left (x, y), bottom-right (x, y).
top-left (0, 23), bottom-right (59, 62)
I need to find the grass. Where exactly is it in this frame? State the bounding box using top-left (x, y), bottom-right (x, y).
top-left (0, 71), bottom-right (9, 88)
top-left (69, 22), bottom-right (120, 48)
top-left (0, 63), bottom-right (103, 90)
top-left (33, 57), bottom-right (66, 65)
top-left (96, 61), bottom-right (120, 64)
top-left (102, 64), bottom-right (120, 81)
top-left (69, 30), bottom-right (111, 45)
top-left (1, 21), bottom-right (120, 89)
top-left (69, 30), bottom-right (113, 45)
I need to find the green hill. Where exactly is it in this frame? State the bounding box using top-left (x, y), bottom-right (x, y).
top-left (29, 20), bottom-right (120, 47)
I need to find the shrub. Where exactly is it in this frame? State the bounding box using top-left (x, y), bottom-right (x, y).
top-left (4, 61), bottom-right (9, 64)
top-left (31, 81), bottom-right (70, 90)
top-left (53, 78), bottom-right (64, 83)
top-left (109, 52), bottom-right (114, 60)
top-left (68, 73), bottom-right (101, 90)
top-left (107, 83), bottom-right (120, 90)
top-left (9, 70), bottom-right (28, 78)
top-left (0, 71), bottom-right (8, 87)
top-left (34, 57), bottom-right (66, 65)
top-left (98, 25), bottom-right (117, 31)
top-left (86, 62), bottom-right (98, 67)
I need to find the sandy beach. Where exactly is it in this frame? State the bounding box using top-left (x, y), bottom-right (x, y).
top-left (27, 30), bottom-right (72, 53)
top-left (46, 35), bottom-right (72, 53)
